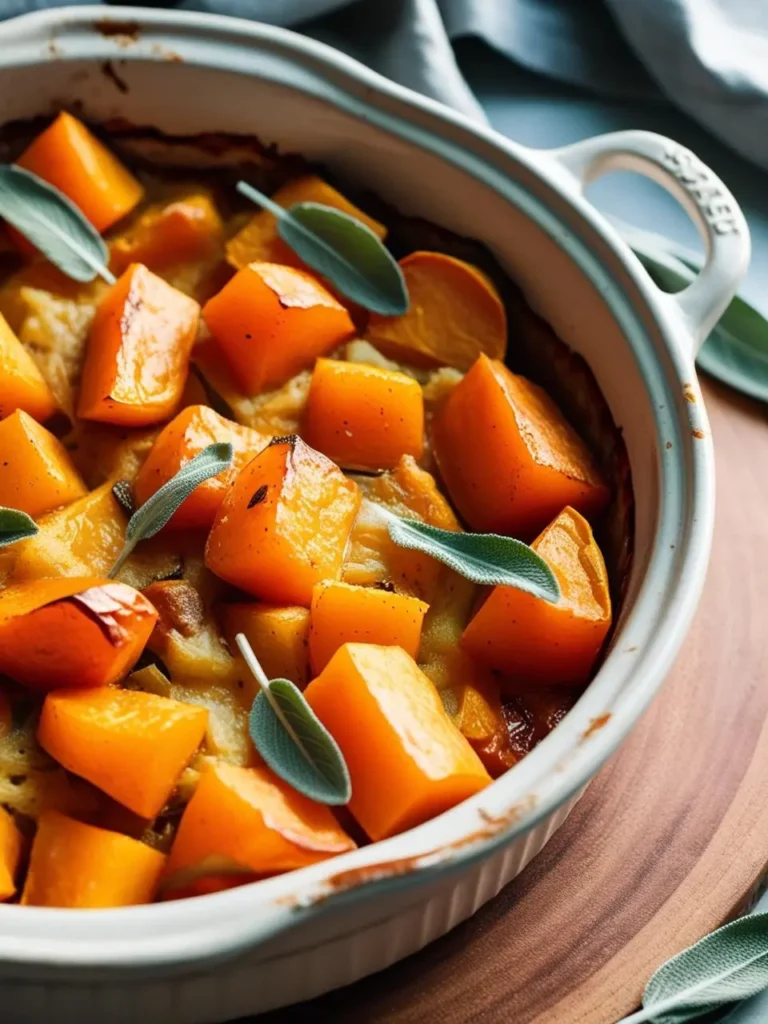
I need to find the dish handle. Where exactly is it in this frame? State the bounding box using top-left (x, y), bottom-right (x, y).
top-left (546, 130), bottom-right (751, 354)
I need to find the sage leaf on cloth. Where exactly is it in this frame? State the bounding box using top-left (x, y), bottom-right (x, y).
top-left (386, 515), bottom-right (560, 603)
top-left (617, 912), bottom-right (768, 1023)
top-left (0, 165), bottom-right (115, 285)
top-left (109, 442), bottom-right (233, 577)
top-left (0, 506), bottom-right (38, 548)
top-left (238, 634), bottom-right (351, 806)
top-left (616, 218), bottom-right (768, 404)
top-left (237, 181), bottom-right (408, 315)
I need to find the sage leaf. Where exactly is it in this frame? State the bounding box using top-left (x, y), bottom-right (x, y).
top-left (109, 442), bottom-right (233, 577)
top-left (386, 514), bottom-right (560, 603)
top-left (0, 506), bottom-right (38, 548)
top-left (0, 165), bottom-right (115, 285)
top-left (237, 181), bottom-right (408, 316)
top-left (238, 634), bottom-right (351, 806)
top-left (617, 912), bottom-right (768, 1024)
top-left (615, 218), bottom-right (768, 405)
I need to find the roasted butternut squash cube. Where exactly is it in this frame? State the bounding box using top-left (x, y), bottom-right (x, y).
top-left (110, 193), bottom-right (224, 273)
top-left (10, 482), bottom-right (125, 581)
top-left (78, 264), bottom-right (200, 426)
top-left (432, 354), bottom-right (609, 538)
top-left (134, 405), bottom-right (268, 530)
top-left (226, 174), bottom-right (386, 271)
top-left (38, 687), bottom-right (208, 818)
top-left (220, 602), bottom-right (310, 691)
top-left (303, 358), bottom-right (424, 471)
top-left (0, 312), bottom-right (56, 421)
top-left (202, 263), bottom-right (355, 395)
top-left (366, 251), bottom-right (507, 370)
top-left (0, 807), bottom-right (22, 901)
top-left (0, 577), bottom-right (158, 690)
top-left (305, 644), bottom-right (491, 840)
top-left (206, 435), bottom-right (360, 606)
top-left (0, 410), bottom-right (86, 517)
top-left (309, 580), bottom-right (428, 674)
top-left (22, 811), bottom-right (165, 908)
top-left (164, 762), bottom-right (356, 890)
top-left (462, 507), bottom-right (612, 686)
top-left (17, 112), bottom-right (144, 233)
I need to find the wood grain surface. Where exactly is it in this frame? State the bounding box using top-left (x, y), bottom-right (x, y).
top-left (258, 378), bottom-right (768, 1024)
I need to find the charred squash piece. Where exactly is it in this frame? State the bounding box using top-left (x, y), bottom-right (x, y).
top-left (305, 643), bottom-right (491, 841)
top-left (462, 506), bottom-right (612, 687)
top-left (202, 263), bottom-right (355, 395)
top-left (0, 577), bottom-right (157, 690)
top-left (206, 435), bottom-right (360, 606)
top-left (432, 354), bottom-right (609, 538)
top-left (78, 264), bottom-right (200, 427)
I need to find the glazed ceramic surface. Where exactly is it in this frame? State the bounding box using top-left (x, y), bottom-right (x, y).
top-left (0, 7), bottom-right (750, 1021)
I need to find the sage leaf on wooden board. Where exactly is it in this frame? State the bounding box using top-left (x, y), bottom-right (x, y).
top-left (108, 442), bottom-right (233, 577)
top-left (0, 165), bottom-right (116, 285)
top-left (615, 217), bottom-right (768, 405)
top-left (385, 513), bottom-right (561, 603)
top-left (236, 181), bottom-right (409, 316)
top-left (238, 634), bottom-right (351, 806)
top-left (617, 912), bottom-right (768, 1023)
top-left (0, 506), bottom-right (38, 548)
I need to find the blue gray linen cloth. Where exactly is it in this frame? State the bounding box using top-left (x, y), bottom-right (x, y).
top-left (2, 0), bottom-right (767, 171)
top-left (1, 0), bottom-right (767, 1020)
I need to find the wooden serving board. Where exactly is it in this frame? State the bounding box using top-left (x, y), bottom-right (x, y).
top-left (258, 378), bottom-right (768, 1024)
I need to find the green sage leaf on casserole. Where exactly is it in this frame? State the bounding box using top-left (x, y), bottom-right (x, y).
top-left (238, 633), bottom-right (352, 806)
top-left (615, 217), bottom-right (768, 405)
top-left (0, 506), bottom-right (38, 548)
top-left (386, 515), bottom-right (561, 603)
top-left (236, 180), bottom-right (409, 316)
top-left (617, 911), bottom-right (768, 1023)
top-left (0, 165), bottom-right (116, 284)
top-left (108, 442), bottom-right (234, 577)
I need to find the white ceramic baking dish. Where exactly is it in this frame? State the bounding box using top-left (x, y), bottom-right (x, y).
top-left (0, 7), bottom-right (750, 1022)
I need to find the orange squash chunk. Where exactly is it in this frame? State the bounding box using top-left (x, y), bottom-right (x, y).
top-left (17, 112), bottom-right (143, 233)
top-left (220, 603), bottom-right (310, 691)
top-left (0, 577), bottom-right (158, 690)
top-left (0, 807), bottom-right (22, 901)
top-left (366, 251), bottom-right (507, 370)
top-left (202, 263), bottom-right (355, 395)
top-left (134, 405), bottom-right (268, 530)
top-left (0, 410), bottom-right (86, 517)
top-left (78, 263), bottom-right (200, 426)
top-left (110, 193), bottom-right (224, 274)
top-left (432, 354), bottom-right (609, 538)
top-left (309, 581), bottom-right (428, 674)
top-left (165, 762), bottom-right (355, 889)
top-left (462, 507), bottom-right (612, 686)
top-left (0, 312), bottom-right (56, 421)
top-left (305, 644), bottom-right (491, 841)
top-left (206, 435), bottom-right (360, 606)
top-left (38, 687), bottom-right (208, 818)
top-left (226, 174), bottom-right (386, 271)
top-left (21, 811), bottom-right (165, 908)
top-left (303, 358), bottom-right (424, 471)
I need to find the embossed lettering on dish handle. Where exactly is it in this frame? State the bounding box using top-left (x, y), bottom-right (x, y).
top-left (546, 130), bottom-right (750, 355)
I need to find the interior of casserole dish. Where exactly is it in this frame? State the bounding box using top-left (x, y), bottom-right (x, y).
top-left (0, 110), bottom-right (633, 909)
